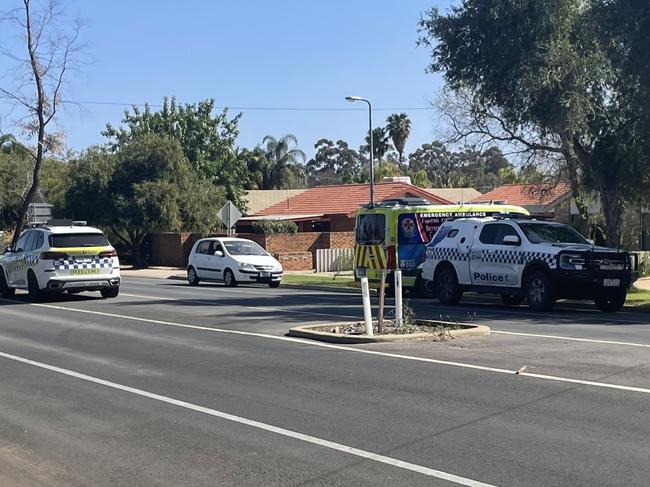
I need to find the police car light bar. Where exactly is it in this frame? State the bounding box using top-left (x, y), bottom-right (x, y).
top-left (45, 219), bottom-right (88, 226)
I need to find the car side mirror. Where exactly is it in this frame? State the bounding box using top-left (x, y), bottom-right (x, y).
top-left (3, 246), bottom-right (12, 253)
top-left (502, 235), bottom-right (521, 246)
top-left (586, 239), bottom-right (595, 246)
top-left (214, 250), bottom-right (224, 257)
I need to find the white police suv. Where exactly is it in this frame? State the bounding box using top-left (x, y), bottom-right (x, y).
top-left (422, 216), bottom-right (636, 312)
top-left (0, 220), bottom-right (120, 302)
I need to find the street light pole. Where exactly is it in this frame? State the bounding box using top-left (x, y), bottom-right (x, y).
top-left (346, 96), bottom-right (374, 207)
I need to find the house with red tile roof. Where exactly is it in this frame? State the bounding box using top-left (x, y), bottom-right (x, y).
top-left (237, 181), bottom-right (452, 233)
top-left (471, 182), bottom-right (575, 219)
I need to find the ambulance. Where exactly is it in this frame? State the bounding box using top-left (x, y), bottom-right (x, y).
top-left (353, 198), bottom-right (529, 294)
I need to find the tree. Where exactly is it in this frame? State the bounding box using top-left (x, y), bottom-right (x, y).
top-left (66, 136), bottom-right (225, 267)
top-left (103, 97), bottom-right (246, 208)
top-left (306, 139), bottom-right (364, 186)
top-left (0, 0), bottom-right (82, 246)
top-left (418, 0), bottom-right (650, 245)
top-left (386, 113), bottom-right (412, 164)
top-left (0, 135), bottom-right (33, 228)
top-left (362, 127), bottom-right (392, 163)
top-left (259, 134), bottom-right (307, 189)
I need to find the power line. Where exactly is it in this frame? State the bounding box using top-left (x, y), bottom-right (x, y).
top-left (60, 99), bottom-right (435, 112)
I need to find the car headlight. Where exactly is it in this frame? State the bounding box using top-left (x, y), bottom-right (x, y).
top-left (559, 254), bottom-right (586, 270)
top-left (238, 262), bottom-right (255, 271)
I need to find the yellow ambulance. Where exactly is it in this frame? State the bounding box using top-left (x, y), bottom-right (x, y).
top-left (354, 197), bottom-right (529, 294)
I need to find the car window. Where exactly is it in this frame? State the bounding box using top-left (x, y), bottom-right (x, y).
top-left (196, 241), bottom-right (212, 254)
top-left (355, 214), bottom-right (385, 245)
top-left (15, 231), bottom-right (31, 252)
top-left (518, 222), bottom-right (589, 244)
top-left (49, 233), bottom-right (109, 248)
top-left (479, 224), bottom-right (518, 245)
top-left (223, 241), bottom-right (267, 256)
top-left (29, 231), bottom-right (44, 250)
top-left (214, 242), bottom-right (224, 254)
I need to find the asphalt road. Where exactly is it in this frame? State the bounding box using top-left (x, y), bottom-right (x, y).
top-left (1, 277), bottom-right (650, 486)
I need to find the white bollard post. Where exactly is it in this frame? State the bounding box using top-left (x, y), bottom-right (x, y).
top-left (361, 277), bottom-right (373, 336)
top-left (394, 270), bottom-right (403, 327)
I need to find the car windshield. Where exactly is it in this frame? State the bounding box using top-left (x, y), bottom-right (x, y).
top-left (50, 233), bottom-right (110, 248)
top-left (223, 241), bottom-right (267, 256)
top-left (518, 223), bottom-right (589, 244)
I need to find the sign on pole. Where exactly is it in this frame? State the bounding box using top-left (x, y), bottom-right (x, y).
top-left (217, 200), bottom-right (242, 236)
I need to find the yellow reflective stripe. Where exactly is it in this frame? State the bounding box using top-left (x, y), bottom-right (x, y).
top-left (48, 246), bottom-right (111, 256)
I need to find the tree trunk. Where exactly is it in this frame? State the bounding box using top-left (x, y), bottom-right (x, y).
top-left (601, 188), bottom-right (622, 248)
top-left (130, 232), bottom-right (147, 269)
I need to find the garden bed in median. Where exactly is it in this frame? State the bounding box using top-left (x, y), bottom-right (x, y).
top-left (288, 319), bottom-right (490, 344)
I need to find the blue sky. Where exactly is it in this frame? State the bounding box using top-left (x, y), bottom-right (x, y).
top-left (1, 0), bottom-right (452, 159)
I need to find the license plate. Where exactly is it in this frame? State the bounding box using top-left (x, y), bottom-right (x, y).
top-left (259, 272), bottom-right (270, 277)
top-left (65, 281), bottom-right (107, 288)
top-left (70, 268), bottom-right (100, 275)
top-left (603, 278), bottom-right (620, 287)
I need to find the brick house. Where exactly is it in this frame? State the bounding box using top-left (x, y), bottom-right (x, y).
top-left (471, 182), bottom-right (574, 220)
top-left (236, 181), bottom-right (452, 233)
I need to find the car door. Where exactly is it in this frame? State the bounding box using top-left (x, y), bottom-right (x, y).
top-left (201, 240), bottom-right (225, 281)
top-left (8, 231), bottom-right (32, 287)
top-left (470, 223), bottom-right (523, 287)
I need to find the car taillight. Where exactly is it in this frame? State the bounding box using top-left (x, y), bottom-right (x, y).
top-left (386, 245), bottom-right (396, 269)
top-left (40, 251), bottom-right (68, 260)
top-left (99, 249), bottom-right (118, 258)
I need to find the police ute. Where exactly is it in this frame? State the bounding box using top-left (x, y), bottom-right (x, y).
top-left (0, 220), bottom-right (120, 302)
top-left (422, 216), bottom-right (636, 312)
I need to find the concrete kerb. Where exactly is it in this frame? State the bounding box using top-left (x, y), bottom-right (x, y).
top-left (288, 322), bottom-right (491, 344)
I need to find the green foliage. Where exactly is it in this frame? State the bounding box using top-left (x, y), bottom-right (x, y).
top-left (103, 97), bottom-right (246, 208)
top-left (386, 113), bottom-right (412, 163)
top-left (408, 142), bottom-right (514, 191)
top-left (66, 135), bottom-right (225, 267)
top-left (0, 148), bottom-right (31, 228)
top-left (306, 139), bottom-right (365, 186)
top-left (362, 127), bottom-right (392, 162)
top-left (251, 220), bottom-right (298, 234)
top-left (418, 0), bottom-right (650, 245)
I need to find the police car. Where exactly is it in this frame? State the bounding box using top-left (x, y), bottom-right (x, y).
top-left (0, 220), bottom-right (120, 302)
top-left (422, 216), bottom-right (636, 312)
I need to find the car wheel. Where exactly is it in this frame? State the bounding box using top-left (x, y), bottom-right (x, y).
top-left (27, 271), bottom-right (44, 303)
top-left (223, 269), bottom-right (237, 287)
top-left (526, 271), bottom-right (556, 311)
top-left (187, 266), bottom-right (200, 286)
top-left (268, 281), bottom-right (280, 288)
top-left (101, 287), bottom-right (120, 299)
top-left (501, 294), bottom-right (524, 306)
top-left (436, 267), bottom-right (462, 305)
top-left (594, 292), bottom-right (626, 313)
top-left (0, 268), bottom-right (15, 298)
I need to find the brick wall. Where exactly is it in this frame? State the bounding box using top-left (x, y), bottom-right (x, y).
top-left (327, 232), bottom-right (355, 249)
top-left (274, 252), bottom-right (313, 271)
top-left (330, 215), bottom-right (355, 232)
top-left (151, 231), bottom-right (355, 269)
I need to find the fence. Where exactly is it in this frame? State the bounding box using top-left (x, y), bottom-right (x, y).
top-left (315, 248), bottom-right (354, 273)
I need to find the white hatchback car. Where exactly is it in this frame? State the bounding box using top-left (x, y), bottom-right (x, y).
top-left (187, 237), bottom-right (283, 288)
top-left (0, 221), bottom-right (121, 301)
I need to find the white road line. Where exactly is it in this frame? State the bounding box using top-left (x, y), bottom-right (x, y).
top-left (492, 330), bottom-right (650, 348)
top-left (0, 350), bottom-right (496, 487)
top-left (118, 293), bottom-right (362, 320)
top-left (3, 298), bottom-right (650, 396)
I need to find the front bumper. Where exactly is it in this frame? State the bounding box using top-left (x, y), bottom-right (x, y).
top-left (239, 269), bottom-right (283, 283)
top-left (551, 270), bottom-right (633, 299)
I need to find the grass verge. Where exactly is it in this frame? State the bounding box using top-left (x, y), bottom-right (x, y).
top-left (627, 286), bottom-right (650, 310)
top-left (282, 273), bottom-right (357, 288)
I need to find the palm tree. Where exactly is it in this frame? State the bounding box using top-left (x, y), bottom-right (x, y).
top-left (364, 127), bottom-right (392, 163)
top-left (261, 134), bottom-right (307, 189)
top-left (386, 113), bottom-right (411, 164)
